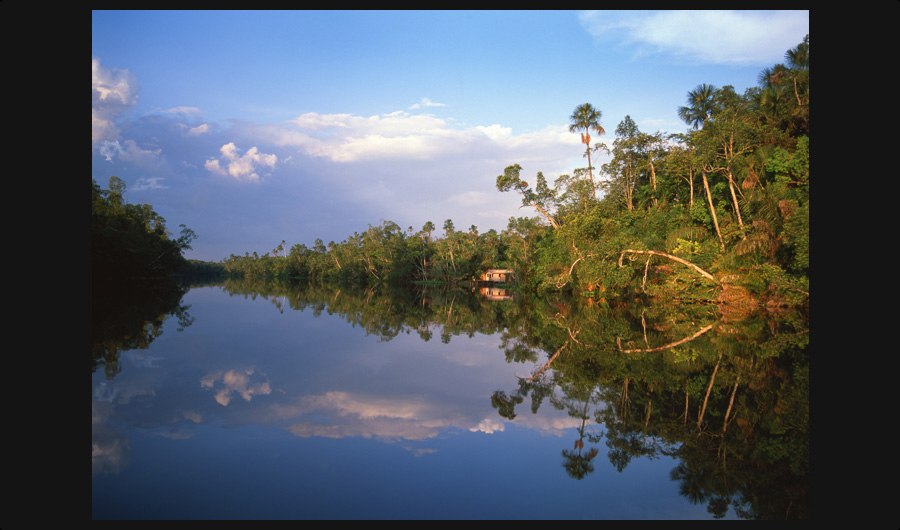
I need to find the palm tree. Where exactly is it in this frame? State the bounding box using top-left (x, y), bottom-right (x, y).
top-left (785, 34), bottom-right (809, 70)
top-left (569, 103), bottom-right (605, 199)
top-left (421, 221), bottom-right (434, 242)
top-left (678, 83), bottom-right (719, 130)
top-left (756, 35), bottom-right (809, 135)
top-left (784, 34), bottom-right (809, 133)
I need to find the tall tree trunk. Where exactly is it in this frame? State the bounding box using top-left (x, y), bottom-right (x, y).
top-left (583, 133), bottom-right (596, 200)
top-left (521, 203), bottom-right (559, 229)
top-left (698, 353), bottom-right (722, 430)
top-left (722, 377), bottom-right (740, 434)
top-left (626, 160), bottom-right (634, 211)
top-left (688, 167), bottom-right (694, 207)
top-left (727, 167), bottom-right (744, 228)
top-left (702, 169), bottom-right (725, 250)
top-left (587, 144), bottom-right (596, 201)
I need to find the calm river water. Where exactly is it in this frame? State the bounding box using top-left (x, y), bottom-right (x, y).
top-left (92, 279), bottom-right (808, 519)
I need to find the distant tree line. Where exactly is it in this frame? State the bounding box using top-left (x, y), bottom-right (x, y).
top-left (222, 219), bottom-right (518, 285)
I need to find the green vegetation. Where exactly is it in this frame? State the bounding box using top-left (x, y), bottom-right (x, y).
top-left (94, 36), bottom-right (809, 310)
top-left (217, 36), bottom-right (809, 310)
top-left (92, 176), bottom-right (197, 281)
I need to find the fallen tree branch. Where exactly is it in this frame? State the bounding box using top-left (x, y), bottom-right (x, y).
top-left (618, 322), bottom-right (716, 353)
top-left (618, 249), bottom-right (717, 283)
top-left (527, 331), bottom-right (578, 381)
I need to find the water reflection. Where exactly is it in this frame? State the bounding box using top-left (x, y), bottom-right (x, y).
top-left (92, 279), bottom-right (194, 379)
top-left (92, 278), bottom-right (808, 519)
top-left (478, 286), bottom-right (515, 301)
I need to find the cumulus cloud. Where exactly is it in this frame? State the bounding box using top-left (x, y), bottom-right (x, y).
top-left (92, 57), bottom-right (140, 145)
top-left (205, 142), bottom-right (277, 181)
top-left (186, 123), bottom-right (210, 136)
top-left (469, 418), bottom-right (505, 434)
top-left (282, 110), bottom-right (579, 164)
top-left (578, 10), bottom-right (808, 66)
top-left (267, 388), bottom-right (584, 442)
top-left (200, 369), bottom-right (272, 406)
top-left (264, 108), bottom-right (587, 235)
top-left (282, 111), bottom-right (455, 162)
top-left (274, 391), bottom-right (473, 442)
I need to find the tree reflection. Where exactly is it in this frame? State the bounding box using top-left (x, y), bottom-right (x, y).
top-left (92, 278), bottom-right (808, 519)
top-left (486, 294), bottom-right (808, 519)
top-left (560, 396), bottom-right (600, 479)
top-left (92, 279), bottom-right (193, 379)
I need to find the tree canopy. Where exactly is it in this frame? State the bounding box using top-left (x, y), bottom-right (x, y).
top-left (92, 176), bottom-right (196, 281)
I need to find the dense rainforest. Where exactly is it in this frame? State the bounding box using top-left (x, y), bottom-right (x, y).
top-left (219, 36), bottom-right (808, 309)
top-left (93, 36), bottom-right (808, 310)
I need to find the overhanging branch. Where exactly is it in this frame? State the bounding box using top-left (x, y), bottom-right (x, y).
top-left (618, 249), bottom-right (717, 283)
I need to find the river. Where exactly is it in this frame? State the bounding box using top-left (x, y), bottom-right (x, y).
top-left (92, 278), bottom-right (808, 519)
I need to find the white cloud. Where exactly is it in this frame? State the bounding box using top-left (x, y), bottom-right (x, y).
top-left (264, 109), bottom-right (588, 235)
top-left (132, 176), bottom-right (167, 191)
top-left (205, 142), bottom-right (277, 182)
top-left (92, 57), bottom-right (140, 145)
top-left (98, 141), bottom-right (120, 162)
top-left (289, 112), bottom-right (354, 130)
top-left (161, 106), bottom-right (203, 116)
top-left (277, 391), bottom-right (452, 441)
top-left (186, 123), bottom-right (210, 136)
top-left (474, 124), bottom-right (512, 142)
top-left (469, 418), bottom-right (505, 434)
top-left (578, 10), bottom-right (808, 66)
top-left (409, 97), bottom-right (446, 110)
top-left (200, 369), bottom-right (272, 407)
top-left (282, 111), bottom-right (580, 164)
top-left (96, 139), bottom-right (162, 167)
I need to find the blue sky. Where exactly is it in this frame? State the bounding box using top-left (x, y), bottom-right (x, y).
top-left (92, 10), bottom-right (809, 261)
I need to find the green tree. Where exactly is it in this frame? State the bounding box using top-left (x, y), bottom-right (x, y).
top-left (503, 216), bottom-right (545, 281)
top-left (665, 135), bottom-right (702, 208)
top-left (568, 103), bottom-right (606, 199)
top-left (677, 83), bottom-right (719, 130)
top-left (756, 35), bottom-right (808, 137)
top-left (92, 177), bottom-right (196, 281)
top-left (496, 164), bottom-right (560, 228)
top-left (602, 116), bottom-right (641, 211)
top-left (443, 218), bottom-right (455, 238)
top-left (422, 221), bottom-right (435, 242)
top-left (695, 86), bottom-right (761, 231)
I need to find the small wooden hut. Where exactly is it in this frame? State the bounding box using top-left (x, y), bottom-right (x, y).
top-left (479, 269), bottom-right (515, 283)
